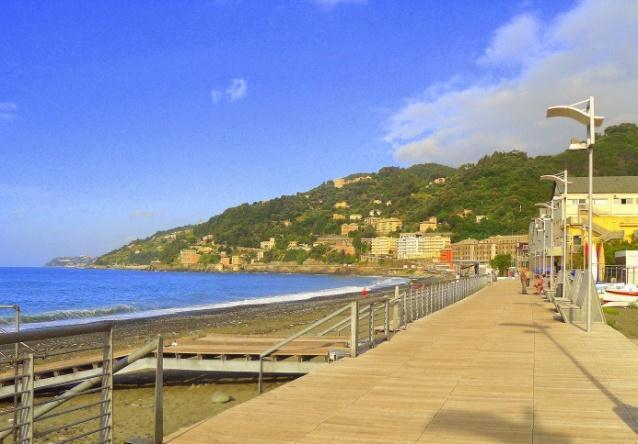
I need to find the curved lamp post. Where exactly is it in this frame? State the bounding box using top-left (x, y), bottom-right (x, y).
top-left (546, 97), bottom-right (604, 332)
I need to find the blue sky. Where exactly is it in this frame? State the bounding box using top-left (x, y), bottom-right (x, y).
top-left (2, 0), bottom-right (636, 266)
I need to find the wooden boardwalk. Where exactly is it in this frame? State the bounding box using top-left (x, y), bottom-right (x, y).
top-left (167, 280), bottom-right (638, 443)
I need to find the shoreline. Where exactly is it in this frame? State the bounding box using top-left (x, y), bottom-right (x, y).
top-left (15, 274), bottom-right (411, 330)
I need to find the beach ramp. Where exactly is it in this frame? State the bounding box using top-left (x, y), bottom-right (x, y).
top-left (166, 279), bottom-right (638, 443)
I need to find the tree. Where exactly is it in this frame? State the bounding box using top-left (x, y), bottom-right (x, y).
top-left (490, 254), bottom-right (513, 276)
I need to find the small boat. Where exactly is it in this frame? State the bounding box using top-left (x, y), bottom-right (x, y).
top-left (601, 284), bottom-right (638, 306)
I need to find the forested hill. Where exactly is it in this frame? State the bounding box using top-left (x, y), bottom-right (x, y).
top-left (96, 123), bottom-right (638, 266)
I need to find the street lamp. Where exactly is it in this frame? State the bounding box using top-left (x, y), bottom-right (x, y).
top-left (534, 217), bottom-right (546, 276)
top-left (541, 171), bottom-right (572, 298)
top-left (546, 97), bottom-right (604, 332)
top-left (536, 202), bottom-right (558, 290)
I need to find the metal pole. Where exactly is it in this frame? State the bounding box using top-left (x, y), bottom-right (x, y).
top-left (154, 336), bottom-right (164, 444)
top-left (563, 170), bottom-right (568, 298)
top-left (549, 205), bottom-right (554, 289)
top-left (587, 96), bottom-right (595, 333)
top-left (350, 300), bottom-right (359, 358)
top-left (383, 299), bottom-right (389, 339)
top-left (13, 306), bottom-right (20, 442)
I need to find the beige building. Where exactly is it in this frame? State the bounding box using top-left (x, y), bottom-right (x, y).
top-left (419, 217), bottom-right (438, 232)
top-left (370, 237), bottom-right (398, 256)
top-left (179, 249), bottom-right (200, 265)
top-left (260, 238), bottom-right (276, 250)
top-left (452, 234), bottom-right (529, 262)
top-left (315, 235), bottom-right (356, 256)
top-left (334, 201), bottom-right (349, 209)
top-left (475, 215), bottom-right (487, 223)
top-left (333, 176), bottom-right (372, 188)
top-left (433, 177), bottom-right (447, 185)
top-left (364, 216), bottom-right (402, 234)
top-left (349, 214), bottom-right (362, 221)
top-left (397, 233), bottom-right (451, 260)
top-left (332, 213), bottom-right (346, 221)
top-left (341, 223), bottom-right (359, 235)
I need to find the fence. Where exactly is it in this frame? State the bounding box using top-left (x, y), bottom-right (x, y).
top-left (257, 274), bottom-right (490, 393)
top-left (0, 323), bottom-right (163, 444)
top-left (601, 266), bottom-right (638, 285)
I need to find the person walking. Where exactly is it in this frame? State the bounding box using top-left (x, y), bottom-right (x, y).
top-left (519, 267), bottom-right (528, 294)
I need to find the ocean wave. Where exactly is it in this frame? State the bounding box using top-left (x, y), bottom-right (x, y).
top-left (13, 276), bottom-right (408, 330)
top-left (0, 305), bottom-right (139, 325)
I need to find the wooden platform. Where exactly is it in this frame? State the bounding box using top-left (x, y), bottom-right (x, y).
top-left (167, 279), bottom-right (638, 443)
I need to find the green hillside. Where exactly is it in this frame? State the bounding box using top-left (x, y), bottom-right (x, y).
top-left (95, 123), bottom-right (638, 266)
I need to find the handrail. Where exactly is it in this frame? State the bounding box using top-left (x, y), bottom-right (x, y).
top-left (0, 321), bottom-right (113, 346)
top-left (0, 330), bottom-right (164, 443)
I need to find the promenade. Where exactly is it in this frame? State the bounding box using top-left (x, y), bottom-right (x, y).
top-left (168, 279), bottom-right (638, 443)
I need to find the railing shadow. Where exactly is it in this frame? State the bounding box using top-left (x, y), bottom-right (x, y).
top-left (425, 407), bottom-right (573, 443)
top-left (500, 321), bottom-right (638, 434)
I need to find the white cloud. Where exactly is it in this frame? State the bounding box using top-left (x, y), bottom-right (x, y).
top-left (210, 89), bottom-right (222, 104)
top-left (226, 78), bottom-right (248, 102)
top-left (313, 0), bottom-right (366, 10)
top-left (385, 0), bottom-right (638, 166)
top-left (478, 14), bottom-right (542, 67)
top-left (0, 102), bottom-right (17, 121)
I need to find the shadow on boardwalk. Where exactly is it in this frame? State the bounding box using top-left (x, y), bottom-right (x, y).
top-left (501, 321), bottom-right (638, 435)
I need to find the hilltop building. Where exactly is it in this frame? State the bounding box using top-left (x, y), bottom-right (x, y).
top-left (397, 233), bottom-right (451, 260)
top-left (433, 177), bottom-right (447, 185)
top-left (333, 175), bottom-right (372, 188)
top-left (370, 237), bottom-right (398, 256)
top-left (334, 201), bottom-right (349, 209)
top-left (419, 217), bottom-right (438, 232)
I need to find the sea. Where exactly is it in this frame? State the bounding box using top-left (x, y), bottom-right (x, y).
top-left (0, 267), bottom-right (406, 329)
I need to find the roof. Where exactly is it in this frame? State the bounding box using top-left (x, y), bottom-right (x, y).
top-left (553, 176), bottom-right (638, 195)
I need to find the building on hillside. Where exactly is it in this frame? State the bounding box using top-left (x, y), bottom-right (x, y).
top-left (333, 178), bottom-right (346, 188)
top-left (370, 237), bottom-right (398, 256)
top-left (260, 238), bottom-right (276, 250)
top-left (456, 209), bottom-right (473, 218)
top-left (195, 246), bottom-right (214, 254)
top-left (341, 223), bottom-right (359, 235)
top-left (433, 177), bottom-right (447, 185)
top-left (179, 249), bottom-right (200, 266)
top-left (220, 256), bottom-right (231, 266)
top-left (231, 255), bottom-right (243, 265)
top-left (475, 215), bottom-right (487, 223)
top-left (419, 217), bottom-right (438, 232)
top-left (332, 213), bottom-right (346, 221)
top-left (451, 234), bottom-right (529, 263)
top-left (372, 199), bottom-right (383, 205)
top-left (397, 233), bottom-right (451, 260)
top-left (314, 235), bottom-right (356, 256)
top-left (287, 241), bottom-right (298, 250)
top-left (334, 201), bottom-right (349, 209)
top-left (374, 217), bottom-right (403, 235)
top-left (349, 214), bottom-right (362, 221)
top-left (333, 176), bottom-right (372, 188)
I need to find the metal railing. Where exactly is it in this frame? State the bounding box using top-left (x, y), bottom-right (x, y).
top-left (601, 266), bottom-right (638, 285)
top-left (0, 323), bottom-right (164, 444)
top-left (256, 274), bottom-right (490, 393)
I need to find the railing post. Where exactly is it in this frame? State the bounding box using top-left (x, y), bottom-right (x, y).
top-left (100, 328), bottom-right (114, 443)
top-left (257, 358), bottom-right (264, 394)
top-left (17, 353), bottom-right (33, 444)
top-left (384, 299), bottom-right (390, 339)
top-left (402, 289), bottom-right (408, 328)
top-left (154, 335), bottom-right (164, 444)
top-left (350, 300), bottom-right (359, 358)
top-left (368, 302), bottom-right (374, 348)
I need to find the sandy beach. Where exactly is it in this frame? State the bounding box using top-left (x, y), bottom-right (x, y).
top-left (1, 277), bottom-right (436, 441)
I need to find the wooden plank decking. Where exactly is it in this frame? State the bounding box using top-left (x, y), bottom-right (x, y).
top-left (167, 279), bottom-right (638, 443)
